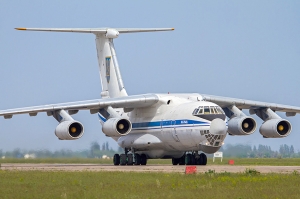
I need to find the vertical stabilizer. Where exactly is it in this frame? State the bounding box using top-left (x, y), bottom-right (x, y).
top-left (95, 34), bottom-right (128, 98)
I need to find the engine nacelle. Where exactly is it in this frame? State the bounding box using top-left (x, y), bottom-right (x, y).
top-left (259, 119), bottom-right (291, 138)
top-left (102, 118), bottom-right (132, 137)
top-left (55, 121), bottom-right (84, 140)
top-left (228, 116), bottom-right (256, 135)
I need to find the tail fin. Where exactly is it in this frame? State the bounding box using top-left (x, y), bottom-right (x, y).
top-left (15, 27), bottom-right (174, 98)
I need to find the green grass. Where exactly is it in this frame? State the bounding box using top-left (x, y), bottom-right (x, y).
top-left (0, 170), bottom-right (300, 198)
top-left (207, 157), bottom-right (300, 166)
top-left (1, 157), bottom-right (300, 166)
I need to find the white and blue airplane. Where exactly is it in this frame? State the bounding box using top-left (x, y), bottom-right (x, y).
top-left (1, 27), bottom-right (300, 165)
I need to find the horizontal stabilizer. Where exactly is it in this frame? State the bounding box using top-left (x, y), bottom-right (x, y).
top-left (15, 27), bottom-right (174, 34)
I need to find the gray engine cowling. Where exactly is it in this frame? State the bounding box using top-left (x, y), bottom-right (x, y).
top-left (55, 120), bottom-right (84, 140)
top-left (102, 118), bottom-right (132, 137)
top-left (228, 116), bottom-right (256, 135)
top-left (259, 119), bottom-right (291, 138)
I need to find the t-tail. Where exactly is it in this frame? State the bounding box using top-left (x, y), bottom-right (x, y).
top-left (15, 27), bottom-right (174, 98)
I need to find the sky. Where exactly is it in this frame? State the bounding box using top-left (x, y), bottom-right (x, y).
top-left (0, 1), bottom-right (300, 152)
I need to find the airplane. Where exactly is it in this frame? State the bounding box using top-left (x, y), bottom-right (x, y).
top-left (1, 27), bottom-right (300, 166)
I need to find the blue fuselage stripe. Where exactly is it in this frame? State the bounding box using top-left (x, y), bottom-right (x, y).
top-left (97, 114), bottom-right (220, 130)
top-left (132, 119), bottom-right (209, 130)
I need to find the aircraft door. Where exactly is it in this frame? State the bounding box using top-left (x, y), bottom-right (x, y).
top-left (172, 120), bottom-right (180, 142)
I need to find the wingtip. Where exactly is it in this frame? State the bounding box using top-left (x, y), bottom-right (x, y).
top-left (15, 28), bottom-right (27, 31)
top-left (172, 28), bottom-right (175, 30)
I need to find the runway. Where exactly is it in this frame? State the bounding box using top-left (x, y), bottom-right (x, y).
top-left (1, 164), bottom-right (300, 173)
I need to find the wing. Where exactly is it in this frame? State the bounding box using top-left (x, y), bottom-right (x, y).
top-left (202, 94), bottom-right (300, 116)
top-left (0, 94), bottom-right (158, 119)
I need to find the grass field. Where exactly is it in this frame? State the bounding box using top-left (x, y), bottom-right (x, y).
top-left (1, 157), bottom-right (300, 166)
top-left (0, 170), bottom-right (299, 198)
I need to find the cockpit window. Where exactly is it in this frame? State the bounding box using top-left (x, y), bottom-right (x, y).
top-left (198, 106), bottom-right (204, 114)
top-left (193, 106), bottom-right (224, 116)
top-left (204, 106), bottom-right (210, 114)
top-left (214, 107), bottom-right (218, 114)
top-left (217, 107), bottom-right (225, 114)
top-left (192, 109), bottom-right (199, 115)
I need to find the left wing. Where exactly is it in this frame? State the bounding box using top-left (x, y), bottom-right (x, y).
top-left (202, 94), bottom-right (300, 116)
top-left (0, 94), bottom-right (158, 119)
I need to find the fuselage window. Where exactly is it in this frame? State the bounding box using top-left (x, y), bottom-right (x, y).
top-left (204, 106), bottom-right (210, 114)
top-left (210, 107), bottom-right (215, 114)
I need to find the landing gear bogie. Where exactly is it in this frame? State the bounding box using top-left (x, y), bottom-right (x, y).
top-left (172, 152), bottom-right (207, 166)
top-left (113, 151), bottom-right (147, 166)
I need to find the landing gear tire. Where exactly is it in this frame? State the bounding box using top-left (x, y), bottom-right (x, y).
top-left (134, 154), bottom-right (141, 165)
top-left (199, 153), bottom-right (207, 165)
top-left (120, 154), bottom-right (127, 166)
top-left (201, 153), bottom-right (207, 165)
top-left (127, 154), bottom-right (133, 165)
top-left (179, 155), bottom-right (185, 165)
top-left (196, 156), bottom-right (201, 165)
top-left (191, 155), bottom-right (196, 165)
top-left (141, 154), bottom-right (147, 165)
top-left (113, 154), bottom-right (120, 165)
top-left (186, 154), bottom-right (192, 165)
top-left (172, 158), bottom-right (180, 165)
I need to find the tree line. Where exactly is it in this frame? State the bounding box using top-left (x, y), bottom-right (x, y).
top-left (219, 144), bottom-right (297, 158)
top-left (0, 141), bottom-right (120, 159)
top-left (0, 142), bottom-right (298, 158)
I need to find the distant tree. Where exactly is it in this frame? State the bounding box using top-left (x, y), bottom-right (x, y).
top-left (105, 142), bottom-right (109, 151)
top-left (102, 143), bottom-right (105, 151)
top-left (91, 142), bottom-right (100, 151)
top-left (284, 144), bottom-right (290, 157)
top-left (222, 144), bottom-right (252, 158)
top-left (290, 145), bottom-right (295, 156)
top-left (279, 145), bottom-right (284, 156)
top-left (253, 145), bottom-right (257, 153)
top-left (90, 142), bottom-right (100, 157)
top-left (6, 148), bottom-right (23, 158)
top-left (279, 144), bottom-right (291, 157)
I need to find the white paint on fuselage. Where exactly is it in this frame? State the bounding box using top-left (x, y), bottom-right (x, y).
top-left (115, 93), bottom-right (228, 159)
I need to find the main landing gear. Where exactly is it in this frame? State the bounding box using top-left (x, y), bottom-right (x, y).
top-left (113, 148), bottom-right (147, 166)
top-left (172, 152), bottom-right (207, 166)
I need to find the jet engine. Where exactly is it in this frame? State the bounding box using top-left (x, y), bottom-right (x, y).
top-left (102, 118), bottom-right (132, 137)
top-left (228, 116), bottom-right (256, 135)
top-left (259, 119), bottom-right (291, 138)
top-left (55, 120), bottom-right (84, 140)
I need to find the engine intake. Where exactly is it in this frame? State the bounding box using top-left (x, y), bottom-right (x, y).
top-left (102, 118), bottom-right (132, 137)
top-left (260, 119), bottom-right (291, 138)
top-left (228, 116), bottom-right (256, 135)
top-left (55, 121), bottom-right (84, 140)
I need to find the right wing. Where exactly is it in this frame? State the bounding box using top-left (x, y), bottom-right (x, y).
top-left (202, 94), bottom-right (300, 116)
top-left (0, 94), bottom-right (159, 119)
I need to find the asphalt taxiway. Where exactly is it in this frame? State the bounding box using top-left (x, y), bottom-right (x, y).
top-left (1, 164), bottom-right (300, 173)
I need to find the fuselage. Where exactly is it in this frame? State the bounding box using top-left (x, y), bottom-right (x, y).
top-left (100, 93), bottom-right (228, 159)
